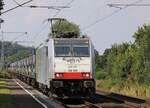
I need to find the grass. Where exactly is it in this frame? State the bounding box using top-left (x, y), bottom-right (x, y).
top-left (0, 78), bottom-right (15, 108)
top-left (96, 80), bottom-right (150, 99)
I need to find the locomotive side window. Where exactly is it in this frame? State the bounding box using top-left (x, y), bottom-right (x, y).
top-left (73, 46), bottom-right (89, 57)
top-left (55, 46), bottom-right (71, 57)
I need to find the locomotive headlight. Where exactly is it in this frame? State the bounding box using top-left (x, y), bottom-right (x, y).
top-left (85, 73), bottom-right (90, 77)
top-left (82, 73), bottom-right (90, 78)
top-left (56, 73), bottom-right (60, 77)
top-left (55, 73), bottom-right (64, 78)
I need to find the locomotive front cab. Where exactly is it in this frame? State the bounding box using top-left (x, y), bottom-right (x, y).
top-left (51, 38), bottom-right (95, 98)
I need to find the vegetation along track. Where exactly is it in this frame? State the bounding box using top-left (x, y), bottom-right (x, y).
top-left (55, 92), bottom-right (149, 108)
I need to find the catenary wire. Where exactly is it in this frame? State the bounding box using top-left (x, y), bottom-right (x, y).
top-left (1, 0), bottom-right (33, 15)
top-left (31, 0), bottom-right (75, 43)
top-left (32, 21), bottom-right (50, 41)
top-left (53, 0), bottom-right (75, 17)
top-left (82, 0), bottom-right (144, 31)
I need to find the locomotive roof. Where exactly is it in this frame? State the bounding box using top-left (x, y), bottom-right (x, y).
top-left (53, 37), bottom-right (89, 41)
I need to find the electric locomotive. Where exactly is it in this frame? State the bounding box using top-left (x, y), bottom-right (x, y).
top-left (8, 36), bottom-right (96, 98)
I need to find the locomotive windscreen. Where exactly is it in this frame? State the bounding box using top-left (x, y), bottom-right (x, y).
top-left (73, 45), bottom-right (89, 57)
top-left (54, 39), bottom-right (90, 57)
top-left (55, 46), bottom-right (71, 57)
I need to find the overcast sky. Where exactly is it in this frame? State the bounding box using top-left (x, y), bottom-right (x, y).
top-left (1, 0), bottom-right (150, 54)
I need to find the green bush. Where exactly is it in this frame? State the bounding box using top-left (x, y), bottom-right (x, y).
top-left (96, 68), bottom-right (107, 79)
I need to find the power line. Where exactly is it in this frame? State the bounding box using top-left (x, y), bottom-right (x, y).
top-left (108, 4), bottom-right (150, 7)
top-left (32, 0), bottom-right (76, 44)
top-left (31, 0), bottom-right (75, 43)
top-left (32, 21), bottom-right (49, 41)
top-left (82, 0), bottom-right (144, 31)
top-left (0, 31), bottom-right (27, 68)
top-left (82, 9), bottom-right (121, 31)
top-left (0, 31), bottom-right (28, 43)
top-left (12, 0), bottom-right (70, 10)
top-left (1, 0), bottom-right (33, 15)
top-left (53, 0), bottom-right (75, 17)
top-left (12, 0), bottom-right (22, 6)
top-left (23, 5), bottom-right (69, 10)
top-left (11, 33), bottom-right (27, 42)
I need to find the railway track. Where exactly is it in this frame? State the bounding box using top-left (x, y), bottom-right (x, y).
top-left (14, 78), bottom-right (150, 108)
top-left (97, 90), bottom-right (149, 108)
top-left (56, 92), bottom-right (149, 108)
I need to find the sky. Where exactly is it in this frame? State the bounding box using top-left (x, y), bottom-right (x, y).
top-left (1, 0), bottom-right (150, 54)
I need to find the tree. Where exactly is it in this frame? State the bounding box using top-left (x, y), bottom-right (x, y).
top-left (0, 41), bottom-right (33, 64)
top-left (95, 24), bottom-right (150, 85)
top-left (133, 24), bottom-right (150, 84)
top-left (49, 20), bottom-right (80, 38)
